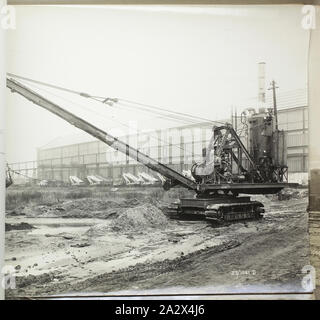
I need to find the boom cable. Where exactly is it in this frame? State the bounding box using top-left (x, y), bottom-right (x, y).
top-left (18, 79), bottom-right (195, 157)
top-left (7, 73), bottom-right (225, 125)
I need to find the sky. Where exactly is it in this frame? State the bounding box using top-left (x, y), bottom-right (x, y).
top-left (5, 4), bottom-right (309, 163)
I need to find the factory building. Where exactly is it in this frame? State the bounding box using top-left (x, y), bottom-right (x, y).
top-left (21, 104), bottom-right (307, 185)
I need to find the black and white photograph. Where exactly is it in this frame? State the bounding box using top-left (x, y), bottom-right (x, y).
top-left (1, 3), bottom-right (317, 299)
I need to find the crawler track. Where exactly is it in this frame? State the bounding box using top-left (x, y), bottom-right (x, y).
top-left (166, 196), bottom-right (264, 224)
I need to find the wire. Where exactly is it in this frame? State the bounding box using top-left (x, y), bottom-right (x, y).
top-left (8, 72), bottom-right (308, 112)
top-left (118, 98), bottom-right (226, 125)
top-left (234, 88), bottom-right (308, 109)
top-left (115, 101), bottom-right (200, 125)
top-left (18, 79), bottom-right (194, 157)
top-left (7, 72), bottom-right (226, 125)
top-left (8, 72), bottom-right (307, 151)
top-left (7, 72), bottom-right (108, 101)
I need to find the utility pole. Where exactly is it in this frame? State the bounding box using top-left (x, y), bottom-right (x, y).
top-left (231, 106), bottom-right (234, 127)
top-left (268, 80), bottom-right (279, 166)
top-left (268, 80), bottom-right (279, 131)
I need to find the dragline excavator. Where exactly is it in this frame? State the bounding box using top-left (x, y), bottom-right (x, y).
top-left (6, 77), bottom-right (291, 223)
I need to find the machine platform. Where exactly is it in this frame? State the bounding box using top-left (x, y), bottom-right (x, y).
top-left (196, 182), bottom-right (297, 194)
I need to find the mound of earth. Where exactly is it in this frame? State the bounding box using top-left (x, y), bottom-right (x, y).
top-left (13, 198), bottom-right (145, 219)
top-left (110, 204), bottom-right (168, 233)
top-left (85, 222), bottom-right (111, 237)
top-left (277, 188), bottom-right (308, 200)
top-left (250, 194), bottom-right (272, 206)
top-left (5, 222), bottom-right (35, 232)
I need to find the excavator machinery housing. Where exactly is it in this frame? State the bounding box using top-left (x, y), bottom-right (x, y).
top-left (166, 107), bottom-right (290, 223)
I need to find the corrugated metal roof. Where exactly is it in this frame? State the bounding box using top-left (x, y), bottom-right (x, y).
top-left (39, 132), bottom-right (97, 150)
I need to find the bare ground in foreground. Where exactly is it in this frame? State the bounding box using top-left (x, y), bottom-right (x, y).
top-left (4, 186), bottom-right (309, 298)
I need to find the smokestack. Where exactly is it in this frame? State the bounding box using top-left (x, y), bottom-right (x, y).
top-left (258, 62), bottom-right (266, 103)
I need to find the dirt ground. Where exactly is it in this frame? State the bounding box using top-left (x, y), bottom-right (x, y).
top-left (4, 186), bottom-right (310, 298)
top-left (309, 210), bottom-right (320, 299)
